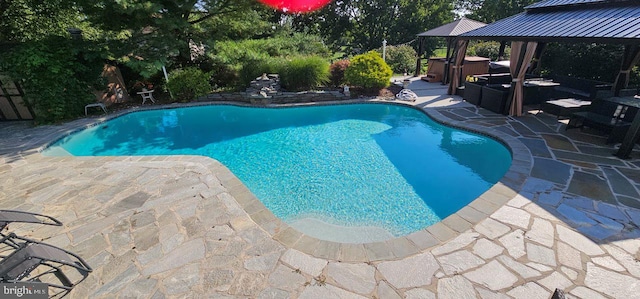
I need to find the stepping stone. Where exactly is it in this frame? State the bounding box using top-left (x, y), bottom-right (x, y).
top-left (578, 225), bottom-right (620, 241)
top-left (491, 206), bottom-right (531, 229)
top-left (437, 275), bottom-right (476, 299)
top-left (377, 252), bottom-right (439, 289)
top-left (404, 288), bottom-right (435, 299)
top-left (510, 121), bottom-right (537, 137)
top-left (556, 225), bottom-right (604, 256)
top-left (531, 158), bottom-right (571, 185)
top-left (517, 116), bottom-right (555, 134)
top-left (520, 138), bottom-right (553, 158)
top-left (525, 218), bottom-right (555, 247)
top-left (436, 250), bottom-right (485, 275)
top-left (557, 204), bottom-right (598, 226)
top-left (538, 191), bottom-right (563, 206)
top-left (603, 167), bottom-right (640, 198)
top-left (526, 243), bottom-right (557, 267)
top-left (495, 125), bottom-right (520, 137)
top-left (585, 263), bottom-right (640, 298)
top-left (473, 239), bottom-right (504, 259)
top-left (507, 282), bottom-right (550, 299)
top-left (567, 171), bottom-right (617, 204)
top-left (280, 249), bottom-right (327, 277)
top-left (554, 149), bottom-right (626, 167)
top-left (540, 133), bottom-right (578, 152)
top-left (299, 284), bottom-right (367, 299)
top-left (326, 262), bottom-right (376, 295)
top-left (617, 167), bottom-right (640, 183)
top-left (464, 260), bottom-right (518, 291)
top-left (499, 230), bottom-right (526, 259)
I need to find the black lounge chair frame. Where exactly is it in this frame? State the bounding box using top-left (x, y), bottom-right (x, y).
top-left (0, 233), bottom-right (92, 298)
top-left (0, 210), bottom-right (62, 232)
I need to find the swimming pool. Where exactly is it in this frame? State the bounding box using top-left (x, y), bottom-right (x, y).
top-left (44, 103), bottom-right (512, 242)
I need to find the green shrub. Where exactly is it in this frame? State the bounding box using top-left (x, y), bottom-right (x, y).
top-left (166, 67), bottom-right (211, 102)
top-left (376, 45), bottom-right (416, 74)
top-left (238, 57), bottom-right (284, 89)
top-left (207, 56), bottom-right (240, 90)
top-left (280, 57), bottom-right (329, 91)
top-left (211, 33), bottom-right (331, 90)
top-left (330, 59), bottom-right (350, 87)
top-left (344, 51), bottom-right (392, 90)
top-left (212, 33), bottom-right (330, 66)
top-left (468, 41), bottom-right (509, 60)
top-left (0, 36), bottom-right (105, 124)
top-left (238, 56), bottom-right (329, 91)
top-left (541, 43), bottom-right (629, 83)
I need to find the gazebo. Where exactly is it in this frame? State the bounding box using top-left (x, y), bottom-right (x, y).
top-left (450, 0), bottom-right (640, 157)
top-left (414, 17), bottom-right (486, 83)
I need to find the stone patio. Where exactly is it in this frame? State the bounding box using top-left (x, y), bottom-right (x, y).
top-left (1, 78), bottom-right (640, 298)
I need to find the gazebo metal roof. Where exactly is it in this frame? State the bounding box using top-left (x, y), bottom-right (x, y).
top-left (417, 17), bottom-right (486, 38)
top-left (460, 0), bottom-right (640, 44)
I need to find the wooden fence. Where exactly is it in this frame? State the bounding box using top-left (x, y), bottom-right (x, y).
top-left (0, 75), bottom-right (34, 120)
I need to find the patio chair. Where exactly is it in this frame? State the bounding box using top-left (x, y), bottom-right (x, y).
top-left (0, 210), bottom-right (62, 233)
top-left (0, 233), bottom-right (92, 298)
top-left (137, 88), bottom-right (156, 105)
top-left (566, 99), bottom-right (637, 144)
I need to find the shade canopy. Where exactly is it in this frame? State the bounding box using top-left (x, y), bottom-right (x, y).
top-left (459, 0), bottom-right (640, 44)
top-left (417, 17), bottom-right (487, 38)
top-left (414, 17), bottom-right (486, 78)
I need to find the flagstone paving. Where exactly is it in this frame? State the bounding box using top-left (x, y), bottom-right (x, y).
top-left (1, 79), bottom-right (640, 298)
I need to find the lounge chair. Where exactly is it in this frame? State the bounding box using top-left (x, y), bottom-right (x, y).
top-left (0, 210), bottom-right (62, 233)
top-left (0, 233), bottom-right (92, 298)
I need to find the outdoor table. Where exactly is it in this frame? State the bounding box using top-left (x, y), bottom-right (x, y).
top-left (523, 80), bottom-right (560, 88)
top-left (541, 98), bottom-right (591, 118)
top-left (500, 79), bottom-right (561, 106)
top-left (608, 96), bottom-right (640, 158)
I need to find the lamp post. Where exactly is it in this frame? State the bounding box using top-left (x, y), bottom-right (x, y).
top-left (382, 39), bottom-right (387, 61)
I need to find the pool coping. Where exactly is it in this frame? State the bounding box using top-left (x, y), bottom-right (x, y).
top-left (38, 99), bottom-right (533, 263)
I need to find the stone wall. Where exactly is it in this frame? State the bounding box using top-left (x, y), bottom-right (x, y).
top-left (197, 90), bottom-right (350, 105)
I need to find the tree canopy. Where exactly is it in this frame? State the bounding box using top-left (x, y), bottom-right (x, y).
top-left (283, 0), bottom-right (454, 52)
top-left (455, 0), bottom-right (537, 23)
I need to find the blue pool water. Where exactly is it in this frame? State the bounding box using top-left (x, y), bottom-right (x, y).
top-left (44, 104), bottom-right (511, 239)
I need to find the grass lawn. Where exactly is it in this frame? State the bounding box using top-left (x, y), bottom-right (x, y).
top-left (433, 48), bottom-right (447, 57)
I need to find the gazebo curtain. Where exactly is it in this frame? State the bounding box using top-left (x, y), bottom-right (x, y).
top-left (508, 41), bottom-right (538, 116)
top-left (612, 45), bottom-right (640, 95)
top-left (447, 39), bottom-right (469, 95)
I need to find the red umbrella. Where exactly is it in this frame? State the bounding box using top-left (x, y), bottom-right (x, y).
top-left (258, 0), bottom-right (331, 13)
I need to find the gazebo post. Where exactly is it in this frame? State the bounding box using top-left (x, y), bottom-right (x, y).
top-left (414, 37), bottom-right (425, 77)
top-left (530, 42), bottom-right (547, 75)
top-left (498, 41), bottom-right (507, 60)
top-left (443, 37), bottom-right (454, 84)
top-left (612, 44), bottom-right (640, 96)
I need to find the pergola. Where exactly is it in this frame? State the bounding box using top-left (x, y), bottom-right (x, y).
top-left (449, 0), bottom-right (640, 157)
top-left (448, 0), bottom-right (640, 115)
top-left (414, 17), bottom-right (486, 83)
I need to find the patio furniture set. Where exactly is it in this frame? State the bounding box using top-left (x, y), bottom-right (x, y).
top-left (462, 73), bottom-right (640, 148)
top-left (0, 210), bottom-right (92, 298)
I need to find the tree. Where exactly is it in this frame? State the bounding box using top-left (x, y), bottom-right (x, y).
top-left (456, 0), bottom-right (537, 23)
top-left (282, 0), bottom-right (453, 53)
top-left (0, 0), bottom-right (83, 42)
top-left (78, 0), bottom-right (276, 76)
